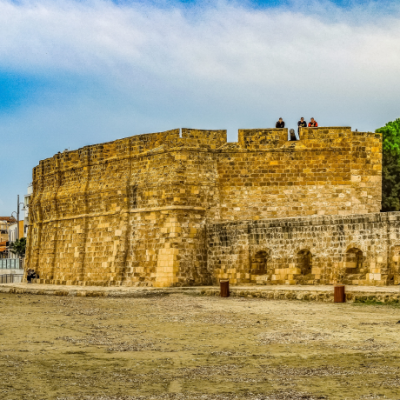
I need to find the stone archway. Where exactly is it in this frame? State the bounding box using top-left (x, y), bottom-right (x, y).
top-left (293, 249), bottom-right (313, 284)
top-left (342, 248), bottom-right (365, 284)
top-left (345, 248), bottom-right (363, 274)
top-left (296, 249), bottom-right (312, 275)
top-left (390, 246), bottom-right (400, 285)
top-left (251, 250), bottom-right (269, 275)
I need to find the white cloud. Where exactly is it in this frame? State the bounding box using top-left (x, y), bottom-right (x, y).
top-left (1, 0), bottom-right (400, 213)
top-left (0, 0), bottom-right (399, 91)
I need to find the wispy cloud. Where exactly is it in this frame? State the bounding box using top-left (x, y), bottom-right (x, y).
top-left (1, 0), bottom-right (400, 89)
top-left (0, 0), bottom-right (400, 213)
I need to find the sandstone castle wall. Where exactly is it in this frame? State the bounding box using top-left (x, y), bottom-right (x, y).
top-left (25, 126), bottom-right (385, 286)
top-left (207, 212), bottom-right (400, 286)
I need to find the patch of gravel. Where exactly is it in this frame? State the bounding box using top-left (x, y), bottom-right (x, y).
top-left (261, 365), bottom-right (361, 377)
top-left (359, 322), bottom-right (395, 326)
top-left (257, 331), bottom-right (330, 345)
top-left (378, 377), bottom-right (400, 387)
top-left (176, 365), bottom-right (239, 378)
top-left (210, 351), bottom-right (251, 357)
top-left (328, 340), bottom-right (397, 352)
top-left (159, 312), bottom-right (252, 328)
top-left (261, 365), bottom-right (400, 377)
top-left (57, 391), bottom-right (327, 400)
top-left (56, 334), bottom-right (158, 352)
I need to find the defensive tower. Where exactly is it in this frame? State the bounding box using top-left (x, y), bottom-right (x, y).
top-left (26, 126), bottom-right (390, 287)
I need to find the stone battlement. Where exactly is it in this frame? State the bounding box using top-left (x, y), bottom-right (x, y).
top-left (34, 127), bottom-right (380, 176)
top-left (26, 126), bottom-right (384, 288)
top-left (34, 128), bottom-right (227, 177)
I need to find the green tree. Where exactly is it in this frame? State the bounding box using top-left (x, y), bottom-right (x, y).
top-left (9, 237), bottom-right (26, 258)
top-left (376, 118), bottom-right (400, 211)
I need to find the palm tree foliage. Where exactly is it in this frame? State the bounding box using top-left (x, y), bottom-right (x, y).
top-left (9, 237), bottom-right (26, 258)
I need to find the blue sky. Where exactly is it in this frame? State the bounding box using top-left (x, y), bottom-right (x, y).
top-left (1, 0), bottom-right (400, 214)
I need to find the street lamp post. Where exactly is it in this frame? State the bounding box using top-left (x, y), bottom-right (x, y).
top-left (11, 195), bottom-right (25, 242)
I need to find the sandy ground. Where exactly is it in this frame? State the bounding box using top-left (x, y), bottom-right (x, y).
top-left (1, 293), bottom-right (400, 400)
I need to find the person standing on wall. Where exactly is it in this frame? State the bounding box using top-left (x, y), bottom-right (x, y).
top-left (308, 117), bottom-right (318, 127)
top-left (298, 117), bottom-right (307, 131)
top-left (275, 118), bottom-right (285, 128)
top-left (296, 117), bottom-right (307, 139)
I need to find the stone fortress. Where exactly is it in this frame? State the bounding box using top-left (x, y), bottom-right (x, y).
top-left (25, 126), bottom-right (400, 287)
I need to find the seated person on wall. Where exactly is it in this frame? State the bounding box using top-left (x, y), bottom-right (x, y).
top-left (308, 117), bottom-right (318, 127)
top-left (288, 129), bottom-right (299, 141)
top-left (275, 118), bottom-right (285, 128)
top-left (27, 269), bottom-right (39, 283)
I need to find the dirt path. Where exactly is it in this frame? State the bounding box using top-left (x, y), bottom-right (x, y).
top-left (1, 293), bottom-right (400, 399)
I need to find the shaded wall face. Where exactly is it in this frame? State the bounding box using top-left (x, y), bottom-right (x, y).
top-left (207, 213), bottom-right (400, 286)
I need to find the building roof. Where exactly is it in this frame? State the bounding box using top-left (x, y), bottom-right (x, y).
top-left (0, 217), bottom-right (16, 223)
top-left (0, 240), bottom-right (7, 252)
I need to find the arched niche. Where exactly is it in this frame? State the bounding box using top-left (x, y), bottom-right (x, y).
top-left (251, 250), bottom-right (269, 275)
top-left (295, 249), bottom-right (312, 276)
top-left (345, 248), bottom-right (363, 274)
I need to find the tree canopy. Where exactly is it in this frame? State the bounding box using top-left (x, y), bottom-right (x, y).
top-left (376, 118), bottom-right (400, 211)
top-left (9, 237), bottom-right (26, 258)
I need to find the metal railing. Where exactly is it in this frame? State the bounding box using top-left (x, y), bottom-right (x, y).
top-left (0, 258), bottom-right (24, 269)
top-left (0, 274), bottom-right (24, 284)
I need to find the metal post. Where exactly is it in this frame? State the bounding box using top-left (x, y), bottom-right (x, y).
top-left (17, 194), bottom-right (20, 240)
top-left (334, 285), bottom-right (346, 303)
top-left (220, 279), bottom-right (230, 297)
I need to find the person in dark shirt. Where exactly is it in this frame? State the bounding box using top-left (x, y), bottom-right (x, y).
top-left (27, 269), bottom-right (39, 283)
top-left (275, 118), bottom-right (285, 128)
top-left (297, 117), bottom-right (307, 134)
top-left (308, 117), bottom-right (318, 127)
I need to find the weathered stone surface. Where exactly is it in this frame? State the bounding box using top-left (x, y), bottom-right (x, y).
top-left (1, 283), bottom-right (400, 303)
top-left (25, 126), bottom-right (385, 287)
top-left (207, 212), bottom-right (400, 286)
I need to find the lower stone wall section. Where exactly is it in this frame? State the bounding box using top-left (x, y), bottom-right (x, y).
top-left (26, 207), bottom-right (210, 287)
top-left (207, 212), bottom-right (400, 286)
top-left (198, 287), bottom-right (400, 304)
top-left (1, 284), bottom-right (399, 304)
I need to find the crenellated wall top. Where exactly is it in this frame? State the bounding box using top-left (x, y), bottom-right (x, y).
top-left (33, 126), bottom-right (381, 178)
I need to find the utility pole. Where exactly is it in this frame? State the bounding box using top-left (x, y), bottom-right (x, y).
top-left (11, 194), bottom-right (24, 242)
top-left (17, 194), bottom-right (20, 241)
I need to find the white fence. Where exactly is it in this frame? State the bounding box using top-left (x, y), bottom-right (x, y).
top-left (0, 274), bottom-right (24, 283)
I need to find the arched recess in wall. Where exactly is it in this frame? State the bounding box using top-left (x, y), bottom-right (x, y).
top-left (128, 184), bottom-right (138, 209)
top-left (345, 248), bottom-right (363, 274)
top-left (295, 249), bottom-right (312, 275)
top-left (251, 250), bottom-right (270, 275)
top-left (390, 246), bottom-right (400, 284)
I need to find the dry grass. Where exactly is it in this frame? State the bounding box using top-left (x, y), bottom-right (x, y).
top-left (0, 293), bottom-right (400, 399)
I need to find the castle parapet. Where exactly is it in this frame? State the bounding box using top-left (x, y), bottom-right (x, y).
top-left (238, 128), bottom-right (288, 150)
top-left (298, 126), bottom-right (352, 149)
top-left (181, 128), bottom-right (227, 149)
top-left (34, 129), bottom-right (181, 177)
top-left (33, 128), bottom-right (231, 177)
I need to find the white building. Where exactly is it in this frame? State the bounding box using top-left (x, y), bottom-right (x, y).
top-left (7, 222), bottom-right (23, 259)
top-left (24, 183), bottom-right (32, 237)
